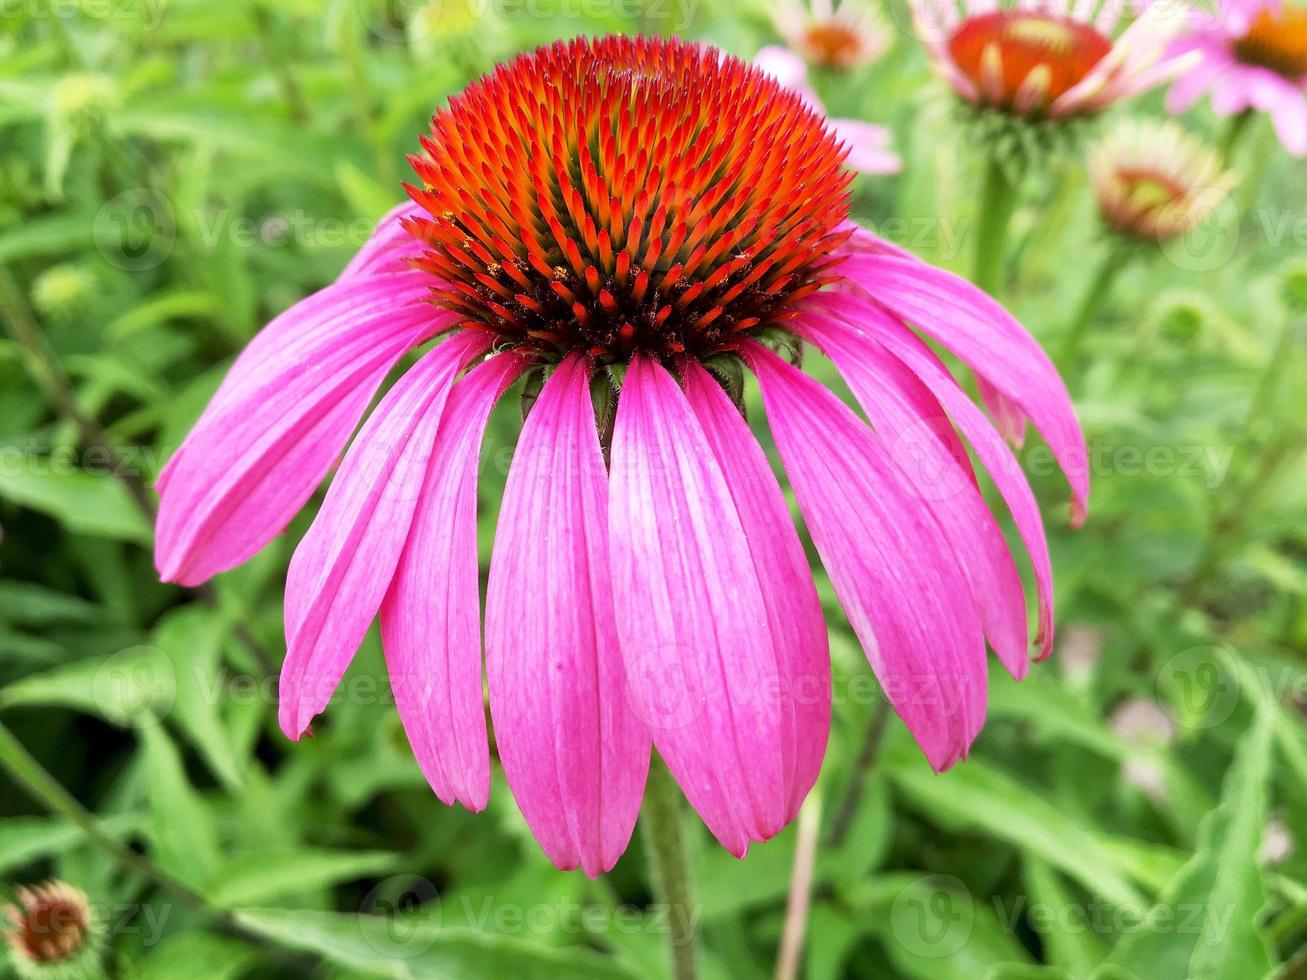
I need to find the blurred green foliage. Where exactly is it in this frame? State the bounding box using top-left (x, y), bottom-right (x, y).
top-left (0, 0), bottom-right (1305, 978)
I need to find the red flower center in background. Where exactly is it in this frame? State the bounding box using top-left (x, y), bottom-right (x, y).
top-left (1234, 7), bottom-right (1307, 79)
top-left (803, 21), bottom-right (867, 66)
top-left (1113, 167), bottom-right (1187, 214)
top-left (948, 11), bottom-right (1113, 110)
top-left (406, 36), bottom-right (852, 364)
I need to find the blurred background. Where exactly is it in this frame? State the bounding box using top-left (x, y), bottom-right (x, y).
top-left (0, 0), bottom-right (1305, 977)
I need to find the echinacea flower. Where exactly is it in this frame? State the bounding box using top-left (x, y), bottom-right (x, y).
top-left (155, 36), bottom-right (1087, 874)
top-left (754, 44), bottom-right (903, 173)
top-left (911, 0), bottom-right (1191, 117)
top-left (3, 881), bottom-right (98, 979)
top-left (1090, 118), bottom-right (1238, 240)
top-left (772, 0), bottom-right (893, 69)
top-left (1166, 0), bottom-right (1307, 155)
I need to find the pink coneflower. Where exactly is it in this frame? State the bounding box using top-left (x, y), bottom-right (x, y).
top-left (1090, 118), bottom-right (1238, 240)
top-left (1166, 0), bottom-right (1307, 155)
top-left (754, 44), bottom-right (903, 174)
top-left (911, 0), bottom-right (1190, 117)
top-left (155, 36), bottom-right (1087, 874)
top-left (772, 0), bottom-right (893, 69)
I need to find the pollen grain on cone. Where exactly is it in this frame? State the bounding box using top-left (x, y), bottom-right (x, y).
top-left (404, 35), bottom-right (853, 364)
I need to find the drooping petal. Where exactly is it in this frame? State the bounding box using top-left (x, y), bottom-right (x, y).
top-left (380, 351), bottom-right (529, 813)
top-left (797, 311), bottom-right (1029, 678)
top-left (486, 355), bottom-right (651, 877)
top-left (339, 201), bottom-right (426, 281)
top-left (682, 361), bottom-right (831, 818)
top-left (835, 252), bottom-right (1089, 525)
top-left (279, 331), bottom-right (489, 741)
top-left (822, 292), bottom-right (1058, 659)
top-left (155, 271), bottom-right (448, 585)
top-left (744, 342), bottom-right (988, 773)
top-left (609, 354), bottom-right (787, 856)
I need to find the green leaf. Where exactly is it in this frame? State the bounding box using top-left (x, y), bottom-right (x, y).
top-left (0, 460), bottom-right (151, 543)
top-left (1104, 712), bottom-right (1276, 980)
top-left (207, 849), bottom-right (398, 908)
top-left (132, 931), bottom-right (259, 980)
top-left (988, 675), bottom-right (1129, 761)
top-left (888, 756), bottom-right (1145, 910)
top-left (1022, 858), bottom-right (1107, 978)
top-left (336, 160), bottom-right (399, 221)
top-left (860, 872), bottom-right (1034, 980)
top-left (0, 581), bottom-right (99, 627)
top-left (0, 213), bottom-right (93, 263)
top-left (105, 289), bottom-right (221, 341)
top-left (151, 606), bottom-right (244, 790)
top-left (139, 724), bottom-right (221, 888)
top-left (0, 813), bottom-right (139, 876)
top-left (233, 907), bottom-right (640, 979)
top-left (0, 646), bottom-right (176, 728)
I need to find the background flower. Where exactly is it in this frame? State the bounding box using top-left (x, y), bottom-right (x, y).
top-left (912, 0), bottom-right (1194, 117)
top-left (1166, 0), bottom-right (1307, 155)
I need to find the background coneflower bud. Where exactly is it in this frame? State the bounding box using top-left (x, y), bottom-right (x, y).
top-left (1143, 290), bottom-right (1224, 344)
top-left (31, 265), bottom-right (98, 323)
top-left (773, 0), bottom-right (892, 70)
top-left (3, 881), bottom-right (100, 979)
top-left (1089, 119), bottom-right (1238, 243)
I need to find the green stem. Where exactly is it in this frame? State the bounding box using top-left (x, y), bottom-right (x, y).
top-left (641, 755), bottom-right (699, 980)
top-left (775, 793), bottom-right (822, 980)
top-left (250, 5), bottom-right (310, 124)
top-left (0, 722), bottom-right (318, 969)
top-left (1241, 313), bottom-right (1298, 435)
top-left (0, 265), bottom-right (154, 519)
top-left (826, 699), bottom-right (889, 848)
top-left (1220, 110), bottom-right (1254, 167)
top-left (1182, 314), bottom-right (1306, 603)
top-left (341, 23), bottom-right (397, 189)
top-left (972, 153), bottom-right (1021, 296)
top-left (1058, 246), bottom-right (1131, 382)
top-left (0, 720), bottom-right (208, 909)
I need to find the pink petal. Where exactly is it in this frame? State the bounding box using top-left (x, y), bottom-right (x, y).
top-left (823, 290), bottom-right (1058, 659)
top-left (339, 201), bottom-right (426, 281)
top-left (830, 119), bottom-right (903, 175)
top-left (682, 361), bottom-right (831, 818)
top-left (835, 252), bottom-right (1089, 525)
top-left (797, 311), bottom-right (1030, 679)
top-left (156, 271), bottom-right (448, 586)
top-left (744, 342), bottom-right (988, 773)
top-left (609, 354), bottom-right (788, 856)
top-left (487, 355), bottom-right (651, 877)
top-left (279, 331), bottom-right (489, 741)
top-left (380, 351), bottom-right (529, 813)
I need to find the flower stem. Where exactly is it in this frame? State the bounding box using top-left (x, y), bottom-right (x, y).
top-left (972, 152), bottom-right (1021, 296)
top-left (641, 754), bottom-right (699, 980)
top-left (1181, 313), bottom-right (1304, 604)
top-left (0, 719), bottom-right (208, 908)
top-left (826, 699), bottom-right (889, 847)
top-left (1220, 110), bottom-right (1254, 167)
top-left (0, 265), bottom-right (154, 519)
top-left (775, 792), bottom-right (822, 980)
top-left (1058, 245), bottom-right (1131, 383)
